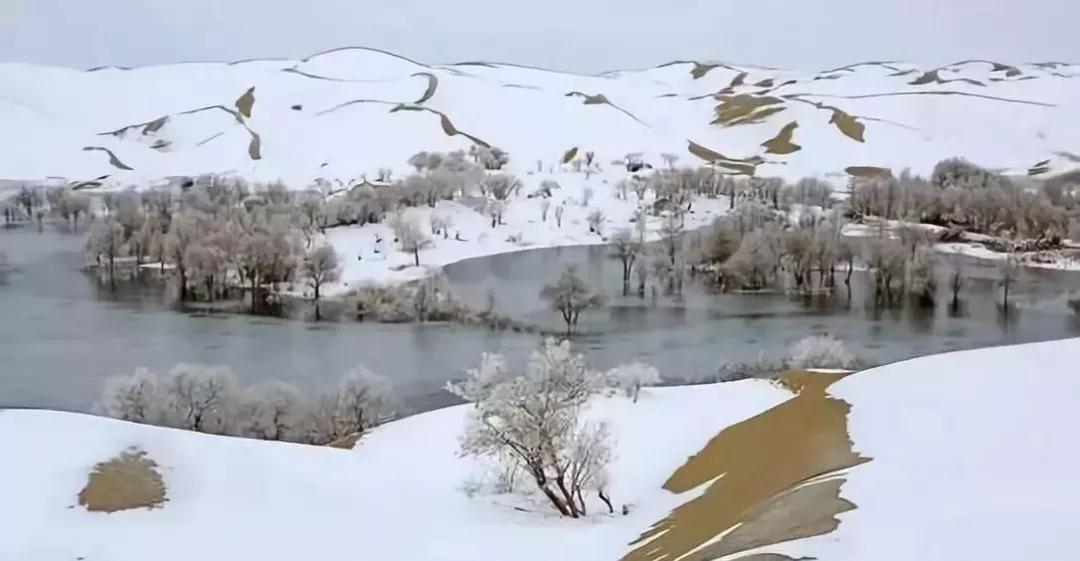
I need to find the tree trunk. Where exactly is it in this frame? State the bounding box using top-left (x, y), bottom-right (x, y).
top-left (414, 248), bottom-right (420, 267)
top-left (531, 475), bottom-right (571, 517)
top-left (250, 276), bottom-right (258, 313)
top-left (314, 284), bottom-right (322, 321)
top-left (598, 489), bottom-right (614, 514)
top-left (554, 475), bottom-right (581, 518)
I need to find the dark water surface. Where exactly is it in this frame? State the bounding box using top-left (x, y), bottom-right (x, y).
top-left (2, 225), bottom-right (1078, 414)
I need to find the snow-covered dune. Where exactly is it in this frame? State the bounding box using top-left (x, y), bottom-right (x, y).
top-left (3, 48), bottom-right (1079, 186)
top-left (2, 338), bottom-right (1077, 561)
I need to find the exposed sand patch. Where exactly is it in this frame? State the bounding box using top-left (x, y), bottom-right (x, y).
top-left (711, 94), bottom-right (785, 126)
top-left (78, 448), bottom-right (167, 513)
top-left (621, 371), bottom-right (869, 561)
top-left (761, 122), bottom-right (801, 155)
top-left (235, 87), bottom-right (256, 119)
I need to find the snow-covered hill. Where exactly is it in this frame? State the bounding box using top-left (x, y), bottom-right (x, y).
top-left (4, 48), bottom-right (1080, 187)
top-left (2, 338), bottom-right (1077, 561)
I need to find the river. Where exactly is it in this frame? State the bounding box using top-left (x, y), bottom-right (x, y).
top-left (2, 224), bottom-right (1078, 415)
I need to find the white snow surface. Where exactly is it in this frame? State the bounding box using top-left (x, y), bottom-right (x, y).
top-left (324, 173), bottom-right (727, 288)
top-left (3, 49), bottom-right (1080, 186)
top-left (3, 337), bottom-right (1079, 561)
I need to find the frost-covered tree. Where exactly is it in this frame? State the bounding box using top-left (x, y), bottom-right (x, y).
top-left (88, 217), bottom-right (126, 289)
top-left (660, 152), bottom-right (680, 169)
top-left (309, 368), bottom-right (396, 443)
top-left (392, 216), bottom-right (432, 266)
top-left (788, 335), bottom-right (857, 370)
top-left (540, 265), bottom-right (606, 333)
top-left (448, 338), bottom-right (612, 518)
top-left (586, 209), bottom-right (605, 235)
top-left (540, 199), bottom-right (552, 222)
top-left (238, 381), bottom-right (305, 441)
top-left (99, 367), bottom-right (165, 424)
top-left (165, 211), bottom-right (202, 301)
top-left (605, 361), bottom-right (661, 403)
top-left (301, 243), bottom-right (341, 320)
top-left (554, 205), bottom-right (565, 228)
top-left (609, 229), bottom-right (642, 295)
top-left (582, 186), bottom-right (595, 207)
top-left (659, 213), bottom-right (684, 267)
top-left (161, 363), bottom-right (239, 433)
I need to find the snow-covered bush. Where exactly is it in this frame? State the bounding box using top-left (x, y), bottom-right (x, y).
top-left (307, 368), bottom-right (397, 445)
top-left (605, 361), bottom-right (661, 402)
top-left (99, 367), bottom-right (166, 424)
top-left (448, 339), bottom-right (613, 518)
top-left (788, 335), bottom-right (857, 370)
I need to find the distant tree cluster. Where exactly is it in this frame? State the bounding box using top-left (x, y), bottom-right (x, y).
top-left (849, 159), bottom-right (1072, 242)
top-left (100, 362), bottom-right (396, 445)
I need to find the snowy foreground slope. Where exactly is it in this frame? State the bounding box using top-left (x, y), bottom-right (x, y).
top-left (2, 338), bottom-right (1078, 561)
top-left (3, 48), bottom-right (1080, 186)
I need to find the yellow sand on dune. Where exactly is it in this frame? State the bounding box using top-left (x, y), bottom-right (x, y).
top-left (621, 371), bottom-right (869, 561)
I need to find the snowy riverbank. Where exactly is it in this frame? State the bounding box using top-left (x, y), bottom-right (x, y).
top-left (3, 337), bottom-right (1078, 561)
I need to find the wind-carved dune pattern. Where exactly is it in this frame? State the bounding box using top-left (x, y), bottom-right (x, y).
top-left (711, 94), bottom-right (786, 126)
top-left (82, 146), bottom-right (134, 170)
top-left (762, 122), bottom-right (801, 155)
top-left (78, 448), bottom-right (167, 513)
top-left (688, 140), bottom-right (763, 176)
top-left (412, 72), bottom-right (439, 104)
top-left (17, 50), bottom-right (1078, 183)
top-left (235, 87), bottom-right (256, 119)
top-left (846, 165), bottom-right (892, 178)
top-left (909, 69), bottom-right (985, 87)
top-left (565, 91), bottom-right (649, 125)
top-left (620, 372), bottom-right (870, 561)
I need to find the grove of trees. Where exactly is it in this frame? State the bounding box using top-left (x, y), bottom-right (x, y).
top-left (100, 362), bottom-right (396, 445)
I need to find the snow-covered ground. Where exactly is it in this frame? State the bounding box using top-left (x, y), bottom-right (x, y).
top-left (324, 171), bottom-right (727, 288)
top-left (3, 338), bottom-right (1078, 561)
top-left (3, 49), bottom-right (1079, 187)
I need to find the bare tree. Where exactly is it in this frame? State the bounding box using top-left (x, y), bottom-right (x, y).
top-left (540, 199), bottom-right (552, 222)
top-left (161, 364), bottom-right (238, 433)
top-left (609, 229), bottom-right (642, 295)
top-left (659, 213), bottom-right (684, 267)
top-left (88, 217), bottom-right (126, 290)
top-left (99, 368), bottom-right (165, 424)
top-left (239, 381), bottom-right (305, 441)
top-left (309, 368), bottom-right (396, 443)
top-left (301, 244), bottom-right (341, 320)
top-left (392, 216), bottom-right (432, 266)
top-left (540, 265), bottom-right (606, 333)
top-left (448, 339), bottom-right (611, 518)
top-left (165, 212), bottom-right (202, 301)
top-left (554, 205), bottom-right (565, 228)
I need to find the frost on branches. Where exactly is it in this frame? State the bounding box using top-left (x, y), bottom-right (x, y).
top-left (788, 334), bottom-right (858, 370)
top-left (604, 361), bottom-right (661, 403)
top-left (447, 338), bottom-right (615, 518)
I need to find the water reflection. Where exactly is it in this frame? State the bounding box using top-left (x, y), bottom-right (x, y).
top-left (3, 225), bottom-right (1080, 415)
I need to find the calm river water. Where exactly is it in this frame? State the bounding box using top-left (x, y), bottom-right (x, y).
top-left (2, 224), bottom-right (1078, 414)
